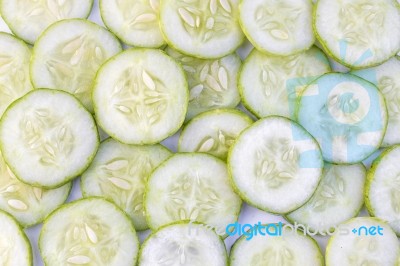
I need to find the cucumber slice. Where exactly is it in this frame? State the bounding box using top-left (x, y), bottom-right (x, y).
top-left (230, 225), bottom-right (323, 266)
top-left (138, 222), bottom-right (227, 266)
top-left (0, 0), bottom-right (93, 44)
top-left (239, 0), bottom-right (314, 56)
top-left (81, 138), bottom-right (172, 231)
top-left (144, 153), bottom-right (241, 236)
top-left (0, 151), bottom-right (71, 228)
top-left (325, 217), bottom-right (400, 266)
top-left (0, 210), bottom-right (32, 266)
top-left (178, 109), bottom-right (253, 160)
top-left (159, 0), bottom-right (244, 58)
top-left (297, 73), bottom-right (387, 164)
top-left (352, 57), bottom-right (400, 146)
top-left (287, 163), bottom-right (366, 234)
top-left (0, 89), bottom-right (99, 189)
top-left (39, 198), bottom-right (139, 266)
top-left (0, 32), bottom-right (33, 118)
top-left (30, 19), bottom-right (122, 112)
top-left (239, 46), bottom-right (331, 119)
top-left (314, 0), bottom-right (400, 69)
top-left (166, 47), bottom-right (241, 120)
top-left (100, 0), bottom-right (164, 48)
top-left (93, 48), bottom-right (188, 145)
top-left (228, 116), bottom-right (323, 214)
top-left (366, 145), bottom-right (400, 235)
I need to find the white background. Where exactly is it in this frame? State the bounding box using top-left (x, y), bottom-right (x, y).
top-left (0, 1), bottom-right (378, 265)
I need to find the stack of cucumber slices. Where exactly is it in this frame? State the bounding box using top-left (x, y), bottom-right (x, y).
top-left (0, 0), bottom-right (399, 265)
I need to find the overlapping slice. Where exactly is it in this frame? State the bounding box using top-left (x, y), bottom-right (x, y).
top-left (0, 210), bottom-right (32, 266)
top-left (287, 163), bottom-right (366, 234)
top-left (81, 138), bottom-right (171, 231)
top-left (0, 33), bottom-right (33, 118)
top-left (100, 0), bottom-right (164, 48)
top-left (230, 225), bottom-right (323, 266)
top-left (0, 89), bottom-right (99, 188)
top-left (166, 47), bottom-right (241, 119)
top-left (178, 109), bottom-right (253, 160)
top-left (93, 48), bottom-right (188, 145)
top-left (159, 0), bottom-right (244, 58)
top-left (352, 57), bottom-right (400, 146)
top-left (144, 153), bottom-right (241, 236)
top-left (40, 198), bottom-right (139, 266)
top-left (239, 46), bottom-right (331, 119)
top-left (30, 19), bottom-right (122, 112)
top-left (314, 0), bottom-right (400, 69)
top-left (297, 73), bottom-right (387, 164)
top-left (239, 0), bottom-right (314, 55)
top-left (326, 217), bottom-right (400, 266)
top-left (138, 222), bottom-right (227, 266)
top-left (228, 116), bottom-right (323, 214)
top-left (0, 0), bottom-right (93, 44)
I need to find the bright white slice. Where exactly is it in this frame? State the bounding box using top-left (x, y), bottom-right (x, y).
top-left (352, 57), bottom-right (400, 146)
top-left (239, 46), bottom-right (330, 119)
top-left (228, 116), bottom-right (323, 214)
top-left (366, 145), bottom-right (400, 235)
top-left (287, 163), bottom-right (366, 234)
top-left (145, 153), bottom-right (242, 236)
top-left (326, 217), bottom-right (400, 266)
top-left (314, 0), bottom-right (400, 69)
top-left (0, 89), bottom-right (99, 188)
top-left (30, 19), bottom-right (122, 112)
top-left (166, 47), bottom-right (241, 119)
top-left (100, 0), bottom-right (164, 47)
top-left (81, 138), bottom-right (171, 231)
top-left (0, 151), bottom-right (71, 227)
top-left (0, 210), bottom-right (32, 265)
top-left (159, 0), bottom-right (244, 58)
top-left (297, 73), bottom-right (388, 164)
top-left (93, 48), bottom-right (188, 145)
top-left (178, 109), bottom-right (253, 160)
top-left (139, 222), bottom-right (227, 266)
top-left (0, 0), bottom-right (93, 44)
top-left (40, 198), bottom-right (139, 266)
top-left (239, 0), bottom-right (314, 55)
top-left (0, 32), bottom-right (33, 118)
top-left (230, 225), bottom-right (323, 266)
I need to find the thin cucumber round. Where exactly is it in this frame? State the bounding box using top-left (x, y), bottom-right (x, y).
top-left (30, 19), bottom-right (122, 112)
top-left (138, 222), bottom-right (227, 266)
top-left (0, 32), bottom-right (33, 118)
top-left (159, 0), bottom-right (245, 58)
top-left (314, 0), bottom-right (400, 69)
top-left (230, 224), bottom-right (323, 266)
top-left (178, 109), bottom-right (253, 160)
top-left (0, 0), bottom-right (93, 44)
top-left (81, 138), bottom-right (172, 231)
top-left (297, 73), bottom-right (387, 164)
top-left (239, 46), bottom-right (331, 119)
top-left (166, 47), bottom-right (241, 120)
top-left (365, 145), bottom-right (400, 235)
top-left (239, 0), bottom-right (314, 56)
top-left (0, 210), bottom-right (32, 266)
top-left (93, 48), bottom-right (188, 145)
top-left (325, 217), bottom-right (400, 266)
top-left (39, 198), bottom-right (139, 266)
top-left (352, 57), bottom-right (400, 146)
top-left (0, 89), bottom-right (99, 189)
top-left (0, 151), bottom-right (71, 228)
top-left (144, 153), bottom-right (242, 237)
top-left (228, 116), bottom-right (323, 214)
top-left (100, 0), bottom-right (165, 48)
top-left (286, 163), bottom-right (366, 234)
